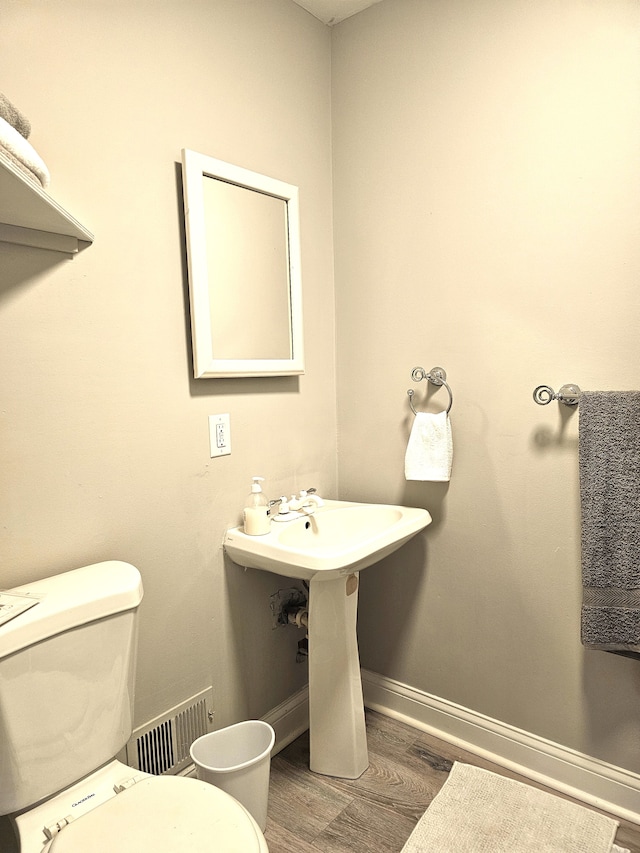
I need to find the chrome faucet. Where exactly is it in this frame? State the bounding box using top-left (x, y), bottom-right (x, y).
top-left (270, 488), bottom-right (325, 521)
top-left (289, 489), bottom-right (324, 514)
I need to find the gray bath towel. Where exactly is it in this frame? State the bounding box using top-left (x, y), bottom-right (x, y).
top-left (579, 391), bottom-right (640, 651)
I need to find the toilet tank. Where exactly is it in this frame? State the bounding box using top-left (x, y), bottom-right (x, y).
top-left (0, 561), bottom-right (143, 815)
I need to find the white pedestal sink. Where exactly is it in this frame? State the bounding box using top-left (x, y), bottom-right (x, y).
top-left (224, 499), bottom-right (431, 778)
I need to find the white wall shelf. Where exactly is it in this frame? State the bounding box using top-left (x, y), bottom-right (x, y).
top-left (0, 152), bottom-right (93, 254)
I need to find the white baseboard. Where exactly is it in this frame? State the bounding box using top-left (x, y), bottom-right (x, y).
top-left (262, 684), bottom-right (310, 756)
top-left (361, 669), bottom-right (640, 825)
top-left (225, 672), bottom-right (640, 826)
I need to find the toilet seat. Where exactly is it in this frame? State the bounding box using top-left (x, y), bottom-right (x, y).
top-left (47, 775), bottom-right (266, 852)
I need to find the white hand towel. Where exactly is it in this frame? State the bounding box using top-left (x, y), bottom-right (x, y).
top-left (405, 411), bottom-right (453, 481)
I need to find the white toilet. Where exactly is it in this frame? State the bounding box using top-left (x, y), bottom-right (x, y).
top-left (0, 561), bottom-right (269, 852)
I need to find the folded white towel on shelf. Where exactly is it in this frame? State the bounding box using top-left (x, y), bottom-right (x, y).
top-left (405, 411), bottom-right (453, 481)
top-left (0, 115), bottom-right (50, 188)
top-left (0, 142), bottom-right (42, 186)
top-left (0, 92), bottom-right (31, 139)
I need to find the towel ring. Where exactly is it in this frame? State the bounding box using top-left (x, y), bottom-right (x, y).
top-left (407, 366), bottom-right (453, 415)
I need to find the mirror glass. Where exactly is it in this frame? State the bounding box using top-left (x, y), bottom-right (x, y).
top-left (181, 149), bottom-right (304, 377)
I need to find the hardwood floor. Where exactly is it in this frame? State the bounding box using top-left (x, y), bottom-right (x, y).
top-left (264, 709), bottom-right (640, 853)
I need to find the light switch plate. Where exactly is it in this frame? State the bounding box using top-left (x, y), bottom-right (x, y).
top-left (209, 414), bottom-right (231, 457)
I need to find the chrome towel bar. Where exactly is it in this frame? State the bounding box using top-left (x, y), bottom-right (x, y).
top-left (533, 384), bottom-right (581, 406)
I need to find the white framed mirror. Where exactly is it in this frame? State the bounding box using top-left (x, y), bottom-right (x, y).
top-left (181, 149), bottom-right (304, 378)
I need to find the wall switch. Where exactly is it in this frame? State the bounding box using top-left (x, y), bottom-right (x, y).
top-left (209, 414), bottom-right (231, 457)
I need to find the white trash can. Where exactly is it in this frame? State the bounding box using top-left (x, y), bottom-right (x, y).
top-left (190, 720), bottom-right (275, 832)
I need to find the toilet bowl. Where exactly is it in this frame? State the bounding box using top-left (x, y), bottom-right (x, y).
top-left (0, 562), bottom-right (269, 852)
top-left (13, 761), bottom-right (267, 852)
top-left (11, 760), bottom-right (268, 852)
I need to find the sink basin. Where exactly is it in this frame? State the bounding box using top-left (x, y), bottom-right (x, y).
top-left (223, 499), bottom-right (431, 580)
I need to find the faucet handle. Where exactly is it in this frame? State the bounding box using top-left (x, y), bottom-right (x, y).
top-left (270, 496), bottom-right (291, 515)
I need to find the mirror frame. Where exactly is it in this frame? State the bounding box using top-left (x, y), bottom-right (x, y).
top-left (181, 148), bottom-right (304, 378)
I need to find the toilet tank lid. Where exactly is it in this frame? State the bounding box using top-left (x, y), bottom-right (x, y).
top-left (0, 561), bottom-right (143, 660)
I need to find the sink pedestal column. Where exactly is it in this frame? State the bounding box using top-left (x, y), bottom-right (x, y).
top-left (308, 573), bottom-right (368, 779)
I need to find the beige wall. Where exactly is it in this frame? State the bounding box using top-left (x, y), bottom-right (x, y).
top-left (332, 0), bottom-right (640, 772)
top-left (2, 0), bottom-right (640, 790)
top-left (0, 0), bottom-right (335, 729)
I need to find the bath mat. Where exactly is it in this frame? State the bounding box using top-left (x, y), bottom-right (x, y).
top-left (401, 762), bottom-right (628, 853)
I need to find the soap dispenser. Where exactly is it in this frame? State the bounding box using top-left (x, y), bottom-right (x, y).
top-left (243, 477), bottom-right (270, 535)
